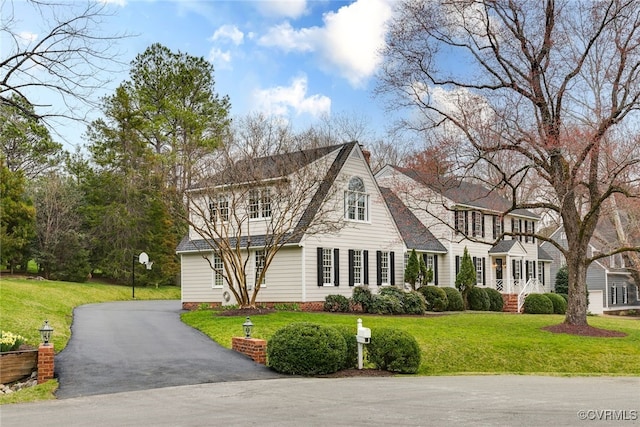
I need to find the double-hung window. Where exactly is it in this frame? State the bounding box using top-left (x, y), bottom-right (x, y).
top-left (352, 249), bottom-right (362, 285)
top-left (346, 177), bottom-right (368, 221)
top-left (249, 189), bottom-right (272, 219)
top-left (380, 251), bottom-right (389, 284)
top-left (209, 195), bottom-right (229, 222)
top-left (322, 248), bottom-right (333, 286)
top-left (255, 250), bottom-right (266, 287)
top-left (213, 254), bottom-right (224, 288)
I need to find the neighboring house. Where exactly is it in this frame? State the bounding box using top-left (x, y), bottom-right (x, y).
top-left (541, 227), bottom-right (640, 312)
top-left (177, 142), bottom-right (406, 309)
top-left (376, 165), bottom-right (552, 311)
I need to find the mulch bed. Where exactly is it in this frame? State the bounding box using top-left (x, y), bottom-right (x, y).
top-left (216, 308), bottom-right (276, 316)
top-left (542, 323), bottom-right (627, 337)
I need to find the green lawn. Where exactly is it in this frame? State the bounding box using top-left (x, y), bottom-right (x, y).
top-left (0, 277), bottom-right (180, 350)
top-left (182, 310), bottom-right (640, 376)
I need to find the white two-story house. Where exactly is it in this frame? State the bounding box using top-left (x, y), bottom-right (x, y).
top-left (177, 142), bottom-right (406, 309)
top-left (376, 165), bottom-right (552, 311)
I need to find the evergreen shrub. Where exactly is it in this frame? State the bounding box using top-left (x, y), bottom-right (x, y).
top-left (485, 288), bottom-right (504, 312)
top-left (544, 293), bottom-right (567, 314)
top-left (418, 286), bottom-right (448, 312)
top-left (367, 328), bottom-right (421, 374)
top-left (467, 287), bottom-right (490, 311)
top-left (402, 291), bottom-right (427, 315)
top-left (370, 294), bottom-right (404, 315)
top-left (523, 294), bottom-right (554, 314)
top-left (442, 287), bottom-right (465, 311)
top-left (351, 286), bottom-right (373, 313)
top-left (324, 294), bottom-right (351, 313)
top-left (267, 323), bottom-right (346, 375)
top-left (332, 325), bottom-right (359, 369)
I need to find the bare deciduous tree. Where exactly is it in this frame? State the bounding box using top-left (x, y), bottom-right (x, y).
top-left (378, 0), bottom-right (640, 326)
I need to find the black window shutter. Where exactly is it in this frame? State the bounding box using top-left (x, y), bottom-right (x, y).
top-left (363, 250), bottom-right (369, 285)
top-left (525, 260), bottom-right (529, 280)
top-left (481, 214), bottom-right (485, 237)
top-left (482, 258), bottom-right (486, 285)
top-left (390, 252), bottom-right (395, 286)
top-left (433, 255), bottom-right (439, 286)
top-left (533, 261), bottom-right (537, 278)
top-left (317, 247), bottom-right (323, 286)
top-left (519, 220), bottom-right (523, 241)
top-left (493, 216), bottom-right (497, 240)
top-left (334, 249), bottom-right (340, 286)
top-left (511, 218), bottom-right (515, 240)
top-left (472, 212), bottom-right (477, 236)
top-left (376, 251), bottom-right (382, 286)
top-left (348, 250), bottom-right (354, 286)
top-left (512, 259), bottom-right (516, 278)
top-left (454, 211), bottom-right (460, 234)
top-left (464, 211), bottom-right (469, 235)
top-left (455, 255), bottom-right (460, 276)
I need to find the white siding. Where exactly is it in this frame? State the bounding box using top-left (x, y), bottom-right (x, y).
top-left (180, 253), bottom-right (219, 303)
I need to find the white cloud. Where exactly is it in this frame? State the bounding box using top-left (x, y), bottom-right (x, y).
top-left (252, 75), bottom-right (331, 118)
top-left (256, 0), bottom-right (308, 19)
top-left (17, 31), bottom-right (38, 45)
top-left (211, 25), bottom-right (244, 45)
top-left (208, 48), bottom-right (232, 69)
top-left (258, 0), bottom-right (393, 88)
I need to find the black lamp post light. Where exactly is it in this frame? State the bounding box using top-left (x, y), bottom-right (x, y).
top-left (243, 317), bottom-right (253, 339)
top-left (39, 320), bottom-right (53, 345)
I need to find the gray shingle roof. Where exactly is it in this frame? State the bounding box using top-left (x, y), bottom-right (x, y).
top-left (392, 166), bottom-right (539, 219)
top-left (488, 240), bottom-right (519, 254)
top-left (380, 187), bottom-right (447, 253)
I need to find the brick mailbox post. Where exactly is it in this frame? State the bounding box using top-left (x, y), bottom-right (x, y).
top-left (231, 337), bottom-right (267, 365)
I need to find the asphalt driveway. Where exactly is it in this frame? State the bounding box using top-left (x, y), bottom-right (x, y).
top-left (55, 300), bottom-right (281, 399)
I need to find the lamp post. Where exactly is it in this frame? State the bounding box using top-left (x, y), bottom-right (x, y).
top-left (39, 320), bottom-right (53, 345)
top-left (132, 251), bottom-right (153, 299)
top-left (243, 317), bottom-right (253, 339)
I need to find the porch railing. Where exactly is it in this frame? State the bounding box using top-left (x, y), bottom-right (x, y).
top-left (517, 278), bottom-right (545, 313)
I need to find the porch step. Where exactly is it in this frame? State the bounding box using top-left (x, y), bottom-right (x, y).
top-left (502, 294), bottom-right (520, 313)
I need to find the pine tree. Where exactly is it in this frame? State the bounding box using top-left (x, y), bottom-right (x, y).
top-left (455, 247), bottom-right (476, 309)
top-left (404, 249), bottom-right (420, 290)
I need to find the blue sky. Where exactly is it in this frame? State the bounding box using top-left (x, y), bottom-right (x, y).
top-left (13, 0), bottom-right (399, 149)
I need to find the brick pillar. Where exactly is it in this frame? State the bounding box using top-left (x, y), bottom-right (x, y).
top-left (232, 337), bottom-right (267, 365)
top-left (37, 344), bottom-right (55, 384)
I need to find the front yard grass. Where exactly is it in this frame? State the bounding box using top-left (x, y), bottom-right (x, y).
top-left (181, 310), bottom-right (640, 376)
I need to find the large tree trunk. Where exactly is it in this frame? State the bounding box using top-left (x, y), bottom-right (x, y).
top-left (564, 255), bottom-right (589, 326)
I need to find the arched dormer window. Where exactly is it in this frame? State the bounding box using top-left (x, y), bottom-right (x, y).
top-left (345, 176), bottom-right (369, 221)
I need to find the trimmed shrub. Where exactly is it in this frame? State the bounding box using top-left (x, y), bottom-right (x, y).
top-left (324, 294), bottom-right (350, 313)
top-left (523, 294), bottom-right (554, 314)
top-left (442, 287), bottom-right (465, 311)
top-left (379, 286), bottom-right (406, 299)
top-left (370, 294), bottom-right (404, 315)
top-left (544, 293), bottom-right (568, 314)
top-left (558, 293), bottom-right (569, 303)
top-left (267, 323), bottom-right (346, 375)
top-left (485, 288), bottom-right (504, 312)
top-left (402, 291), bottom-right (427, 315)
top-left (367, 328), bottom-right (422, 374)
top-left (351, 286), bottom-right (373, 313)
top-left (332, 325), bottom-right (358, 369)
top-left (418, 286), bottom-right (448, 312)
top-left (467, 287), bottom-right (490, 311)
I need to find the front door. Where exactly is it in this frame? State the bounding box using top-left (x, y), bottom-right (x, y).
top-left (495, 259), bottom-right (503, 291)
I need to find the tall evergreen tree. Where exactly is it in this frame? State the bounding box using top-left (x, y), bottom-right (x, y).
top-left (455, 247), bottom-right (476, 309)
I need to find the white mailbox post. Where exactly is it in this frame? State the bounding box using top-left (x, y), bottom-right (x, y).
top-left (356, 318), bottom-right (371, 370)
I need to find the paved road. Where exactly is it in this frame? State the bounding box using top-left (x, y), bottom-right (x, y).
top-left (3, 376), bottom-right (639, 426)
top-left (55, 300), bottom-right (281, 399)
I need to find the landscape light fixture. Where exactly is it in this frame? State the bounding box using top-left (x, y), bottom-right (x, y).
top-left (243, 317), bottom-right (254, 339)
top-left (39, 320), bottom-right (53, 345)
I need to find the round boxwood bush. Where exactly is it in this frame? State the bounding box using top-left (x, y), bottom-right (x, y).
top-left (467, 287), bottom-right (490, 311)
top-left (558, 293), bottom-right (568, 303)
top-left (267, 322), bottom-right (347, 375)
top-left (351, 286), bottom-right (373, 313)
top-left (378, 286), bottom-right (406, 299)
top-left (332, 324), bottom-right (358, 369)
top-left (370, 294), bottom-right (404, 315)
top-left (442, 287), bottom-right (465, 311)
top-left (485, 288), bottom-right (504, 312)
top-left (402, 291), bottom-right (427, 315)
top-left (544, 293), bottom-right (567, 314)
top-left (523, 293), bottom-right (554, 314)
top-left (367, 328), bottom-right (421, 374)
top-left (417, 286), bottom-right (448, 312)
top-left (324, 294), bottom-right (351, 312)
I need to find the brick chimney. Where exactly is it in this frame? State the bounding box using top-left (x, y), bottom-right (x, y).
top-left (359, 144), bottom-right (371, 165)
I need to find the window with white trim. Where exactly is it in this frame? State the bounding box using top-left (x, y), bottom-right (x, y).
top-left (623, 285), bottom-right (628, 304)
top-left (474, 257), bottom-right (484, 285)
top-left (538, 262), bottom-right (544, 286)
top-left (213, 254), bottom-right (224, 288)
top-left (255, 250), bottom-right (266, 286)
top-left (209, 195), bottom-right (230, 222)
top-left (514, 260), bottom-right (522, 281)
top-left (454, 210), bottom-right (467, 234)
top-left (345, 177), bottom-right (368, 221)
top-left (380, 251), bottom-right (389, 284)
top-left (353, 249), bottom-right (363, 285)
top-left (249, 189), bottom-right (272, 219)
top-left (322, 248), bottom-right (333, 286)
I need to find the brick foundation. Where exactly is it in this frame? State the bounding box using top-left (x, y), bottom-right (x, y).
top-left (182, 301), bottom-right (325, 312)
top-left (37, 344), bottom-right (55, 384)
top-left (232, 337), bottom-right (267, 365)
